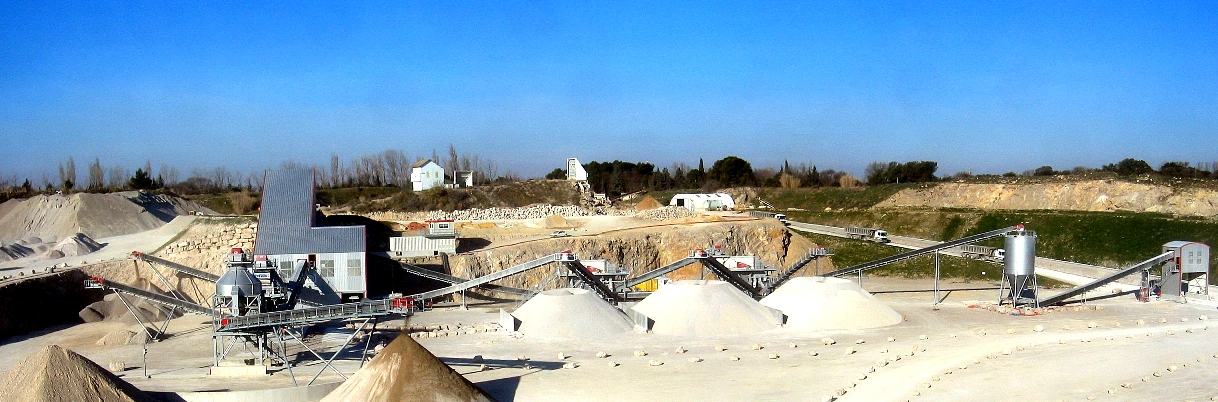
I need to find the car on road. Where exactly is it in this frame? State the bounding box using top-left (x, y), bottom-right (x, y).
top-left (549, 230), bottom-right (570, 238)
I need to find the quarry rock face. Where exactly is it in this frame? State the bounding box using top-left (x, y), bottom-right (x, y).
top-left (877, 180), bottom-right (1218, 217)
top-left (447, 220), bottom-right (827, 292)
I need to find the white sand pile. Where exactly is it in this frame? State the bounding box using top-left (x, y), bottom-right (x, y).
top-left (320, 334), bottom-right (494, 402)
top-left (760, 276), bottom-right (903, 330)
top-left (0, 191), bottom-right (211, 244)
top-left (512, 288), bottom-right (634, 339)
top-left (632, 280), bottom-right (781, 336)
top-left (51, 233), bottom-right (103, 257)
top-left (0, 344), bottom-right (156, 402)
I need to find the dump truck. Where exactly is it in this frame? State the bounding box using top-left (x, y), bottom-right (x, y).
top-left (958, 245), bottom-right (1005, 262)
top-left (845, 227), bottom-right (890, 243)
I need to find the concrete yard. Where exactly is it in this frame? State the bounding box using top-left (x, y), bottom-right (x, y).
top-left (4, 277), bottom-right (1216, 401)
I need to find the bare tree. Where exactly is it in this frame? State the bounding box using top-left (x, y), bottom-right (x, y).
top-left (159, 163), bottom-right (181, 186)
top-left (57, 157), bottom-right (77, 191)
top-left (107, 164), bottom-right (128, 189)
top-left (87, 158), bottom-right (105, 190)
top-left (330, 153), bottom-right (341, 187)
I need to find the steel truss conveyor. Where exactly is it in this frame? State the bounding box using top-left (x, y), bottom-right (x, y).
top-left (398, 263), bottom-right (534, 296)
top-left (1039, 251), bottom-right (1175, 306)
top-left (409, 253), bottom-right (562, 300)
top-left (216, 297), bottom-right (417, 332)
top-left (821, 225), bottom-right (1024, 278)
top-left (84, 277), bottom-right (216, 316)
top-left (129, 251), bottom-right (220, 282)
top-left (766, 247), bottom-right (834, 293)
top-left (624, 257), bottom-right (697, 288)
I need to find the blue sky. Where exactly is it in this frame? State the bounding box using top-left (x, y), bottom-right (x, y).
top-left (2, 1), bottom-right (1216, 182)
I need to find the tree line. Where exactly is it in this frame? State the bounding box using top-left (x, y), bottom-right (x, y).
top-left (545, 156), bottom-right (863, 197)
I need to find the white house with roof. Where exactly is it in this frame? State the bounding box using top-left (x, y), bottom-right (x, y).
top-left (411, 159), bottom-right (445, 191)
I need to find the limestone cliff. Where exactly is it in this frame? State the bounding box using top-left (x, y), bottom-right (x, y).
top-left (876, 180), bottom-right (1218, 217)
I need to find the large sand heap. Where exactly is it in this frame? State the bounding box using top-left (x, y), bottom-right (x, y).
top-left (0, 344), bottom-right (156, 402)
top-left (632, 280), bottom-right (781, 337)
top-left (760, 276), bottom-right (903, 330)
top-left (0, 191), bottom-right (211, 243)
top-left (512, 288), bottom-right (635, 339)
top-left (79, 287), bottom-right (181, 324)
top-left (320, 334), bottom-right (494, 402)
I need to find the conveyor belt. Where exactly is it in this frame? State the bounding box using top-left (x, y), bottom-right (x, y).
top-left (821, 225), bottom-right (1022, 278)
top-left (130, 251), bottom-right (220, 282)
top-left (217, 297), bottom-right (415, 332)
top-left (562, 259), bottom-right (621, 302)
top-left (85, 277), bottom-right (216, 316)
top-left (398, 263), bottom-right (534, 296)
top-left (767, 248), bottom-right (833, 292)
top-left (1040, 251), bottom-right (1173, 306)
top-left (699, 256), bottom-right (762, 298)
top-left (624, 258), bottom-right (696, 288)
top-left (410, 253), bottom-right (560, 300)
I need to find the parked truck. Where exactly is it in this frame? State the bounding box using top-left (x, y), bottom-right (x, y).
top-left (845, 227), bottom-right (890, 243)
top-left (958, 245), bottom-right (1005, 262)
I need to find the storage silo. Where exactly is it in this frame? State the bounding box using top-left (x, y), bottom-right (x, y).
top-left (1001, 229), bottom-right (1038, 306)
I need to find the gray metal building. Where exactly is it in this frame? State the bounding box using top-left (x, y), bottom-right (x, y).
top-left (254, 168), bottom-right (367, 305)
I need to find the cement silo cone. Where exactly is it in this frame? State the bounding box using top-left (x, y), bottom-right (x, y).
top-left (1002, 231), bottom-right (1037, 305)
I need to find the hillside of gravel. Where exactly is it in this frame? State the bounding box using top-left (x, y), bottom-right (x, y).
top-left (0, 191), bottom-right (213, 244)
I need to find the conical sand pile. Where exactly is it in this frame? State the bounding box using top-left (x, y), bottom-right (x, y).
top-left (760, 276), bottom-right (903, 330)
top-left (320, 334), bottom-right (495, 402)
top-left (51, 233), bottom-right (103, 257)
top-left (634, 195), bottom-right (662, 210)
top-left (0, 344), bottom-right (155, 402)
top-left (513, 288), bottom-right (634, 339)
top-left (632, 280), bottom-right (781, 336)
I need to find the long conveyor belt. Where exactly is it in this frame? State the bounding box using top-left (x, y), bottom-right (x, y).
top-left (217, 297), bottom-right (415, 332)
top-left (398, 263), bottom-right (534, 296)
top-left (1040, 251), bottom-right (1174, 306)
top-left (409, 253), bottom-right (560, 300)
top-left (821, 225), bottom-right (1022, 278)
top-left (624, 257), bottom-right (697, 288)
top-left (130, 251), bottom-right (220, 282)
top-left (85, 277), bottom-right (216, 316)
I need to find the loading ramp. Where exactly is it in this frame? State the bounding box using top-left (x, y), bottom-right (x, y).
top-left (1040, 251), bottom-right (1174, 306)
top-left (821, 225), bottom-right (1022, 278)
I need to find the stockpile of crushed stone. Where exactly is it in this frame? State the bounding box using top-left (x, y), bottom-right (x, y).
top-left (760, 276), bottom-right (903, 330)
top-left (48, 233), bottom-right (103, 259)
top-left (635, 206), bottom-right (696, 221)
top-left (512, 288), bottom-right (634, 339)
top-left (0, 237), bottom-right (50, 262)
top-left (634, 195), bottom-right (662, 210)
top-left (632, 280), bottom-right (781, 336)
top-left (0, 191), bottom-right (210, 244)
top-left (0, 344), bottom-right (156, 402)
top-left (320, 334), bottom-right (494, 402)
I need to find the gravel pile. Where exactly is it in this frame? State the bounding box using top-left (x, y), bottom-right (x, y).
top-left (760, 276), bottom-right (903, 330)
top-left (426, 205), bottom-right (593, 221)
top-left (635, 206), bottom-right (697, 221)
top-left (0, 344), bottom-right (156, 402)
top-left (633, 280), bottom-right (782, 336)
top-left (320, 334), bottom-right (493, 402)
top-left (513, 288), bottom-right (635, 339)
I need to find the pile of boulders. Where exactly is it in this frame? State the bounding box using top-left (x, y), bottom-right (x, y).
top-left (635, 206), bottom-right (697, 221)
top-left (162, 223), bottom-right (256, 255)
top-left (427, 205), bottom-right (593, 221)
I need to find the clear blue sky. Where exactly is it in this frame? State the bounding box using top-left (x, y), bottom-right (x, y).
top-left (2, 1), bottom-right (1216, 182)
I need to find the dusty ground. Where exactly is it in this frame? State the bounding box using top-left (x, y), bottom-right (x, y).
top-left (0, 216), bottom-right (196, 279)
top-left (3, 277), bottom-right (1216, 401)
